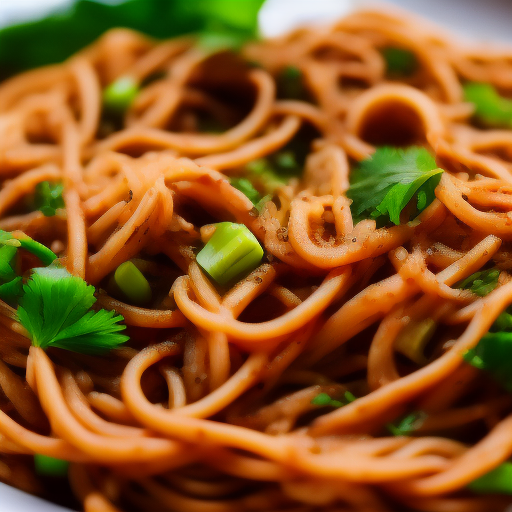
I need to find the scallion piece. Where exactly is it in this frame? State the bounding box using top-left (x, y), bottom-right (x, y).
top-left (34, 181), bottom-right (64, 217)
top-left (196, 222), bottom-right (263, 285)
top-left (469, 462), bottom-right (512, 494)
top-left (114, 261), bottom-right (152, 306)
top-left (103, 76), bottom-right (139, 113)
top-left (34, 454), bottom-right (69, 477)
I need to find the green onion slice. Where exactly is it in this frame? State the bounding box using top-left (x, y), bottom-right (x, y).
top-left (114, 261), bottom-right (152, 306)
top-left (196, 222), bottom-right (264, 285)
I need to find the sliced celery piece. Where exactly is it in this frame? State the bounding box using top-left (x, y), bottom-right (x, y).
top-left (196, 222), bottom-right (263, 285)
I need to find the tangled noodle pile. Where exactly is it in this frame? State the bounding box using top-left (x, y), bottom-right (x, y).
top-left (2, 7), bottom-right (512, 512)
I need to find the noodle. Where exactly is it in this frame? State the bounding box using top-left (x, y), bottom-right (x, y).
top-left (2, 6), bottom-right (512, 512)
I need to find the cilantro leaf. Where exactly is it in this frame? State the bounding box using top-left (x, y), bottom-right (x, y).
top-left (0, 277), bottom-right (23, 305)
top-left (230, 178), bottom-right (262, 205)
top-left (464, 332), bottom-right (512, 393)
top-left (387, 411), bottom-right (427, 436)
top-left (311, 391), bottom-right (356, 409)
top-left (34, 181), bottom-right (64, 217)
top-left (456, 268), bottom-right (500, 297)
top-left (347, 146), bottom-right (442, 225)
top-left (18, 267), bottom-right (128, 355)
top-left (463, 82), bottom-right (512, 128)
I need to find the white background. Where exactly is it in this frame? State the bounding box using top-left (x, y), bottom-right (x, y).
top-left (1, 0), bottom-right (512, 511)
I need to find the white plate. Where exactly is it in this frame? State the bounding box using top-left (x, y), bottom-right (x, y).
top-left (1, 0), bottom-right (512, 511)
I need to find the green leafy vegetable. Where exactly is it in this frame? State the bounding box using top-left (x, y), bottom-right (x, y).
top-left (311, 391), bottom-right (357, 409)
top-left (0, 0), bottom-right (265, 78)
top-left (196, 222), bottom-right (263, 285)
top-left (468, 462), bottom-right (512, 494)
top-left (34, 454), bottom-right (69, 477)
top-left (18, 267), bottom-right (128, 354)
top-left (456, 268), bottom-right (500, 297)
top-left (103, 77), bottom-right (140, 114)
top-left (34, 181), bottom-right (64, 217)
top-left (464, 331), bottom-right (512, 392)
top-left (387, 411), bottom-right (427, 436)
top-left (463, 82), bottom-right (512, 128)
top-left (381, 47), bottom-right (418, 77)
top-left (347, 146), bottom-right (443, 225)
top-left (114, 261), bottom-right (152, 306)
top-left (230, 178), bottom-right (262, 205)
top-left (0, 277), bottom-right (23, 305)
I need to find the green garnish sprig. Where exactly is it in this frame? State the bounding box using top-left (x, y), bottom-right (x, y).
top-left (311, 391), bottom-right (357, 408)
top-left (456, 268), bottom-right (500, 297)
top-left (18, 267), bottom-right (128, 355)
top-left (347, 146), bottom-right (443, 225)
top-left (34, 181), bottom-right (64, 217)
top-left (387, 411), bottom-right (427, 437)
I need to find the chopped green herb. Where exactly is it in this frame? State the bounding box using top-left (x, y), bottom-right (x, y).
top-left (103, 77), bottom-right (139, 114)
top-left (196, 223), bottom-right (264, 285)
top-left (34, 181), bottom-right (64, 217)
top-left (492, 311), bottom-right (512, 333)
top-left (381, 47), bottom-right (418, 77)
top-left (463, 82), bottom-right (512, 128)
top-left (387, 411), bottom-right (427, 436)
top-left (34, 454), bottom-right (69, 477)
top-left (311, 391), bottom-right (356, 409)
top-left (230, 178), bottom-right (262, 205)
top-left (0, 0), bottom-right (264, 79)
top-left (464, 331), bottom-right (512, 392)
top-left (18, 267), bottom-right (128, 355)
top-left (347, 146), bottom-right (442, 225)
top-left (114, 261), bottom-right (152, 306)
top-left (469, 462), bottom-right (512, 494)
top-left (456, 268), bottom-right (500, 297)
top-left (0, 277), bottom-right (23, 306)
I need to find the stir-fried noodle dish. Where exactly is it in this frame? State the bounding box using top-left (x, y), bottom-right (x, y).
top-left (4, 6), bottom-right (512, 512)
